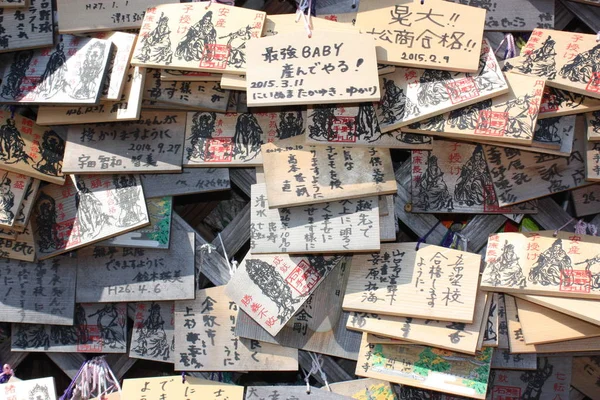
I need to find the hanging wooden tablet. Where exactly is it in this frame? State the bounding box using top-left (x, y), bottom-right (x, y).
top-left (13, 178), bottom-right (40, 230)
top-left (328, 378), bottom-right (396, 400)
top-left (0, 222), bottom-right (34, 261)
top-left (356, 335), bottom-right (493, 400)
top-left (447, 0), bottom-right (554, 31)
top-left (0, 35), bottom-right (113, 105)
top-left (481, 231), bottom-right (600, 299)
top-left (160, 70), bottom-right (222, 82)
top-left (355, 0), bottom-right (486, 72)
top-left (483, 121), bottom-right (588, 207)
top-left (516, 294), bottom-right (600, 326)
top-left (347, 291), bottom-right (488, 354)
top-left (131, 3), bottom-right (266, 74)
top-left (62, 111), bottom-right (186, 174)
top-left (490, 349), bottom-right (537, 370)
top-left (261, 139), bottom-right (397, 208)
top-left (0, 111), bottom-right (65, 184)
top-left (91, 32), bottom-right (137, 101)
top-left (538, 87), bottom-right (600, 119)
top-left (305, 103), bottom-right (434, 149)
top-left (250, 183), bottom-right (379, 254)
top-left (100, 196), bottom-right (172, 249)
top-left (139, 168), bottom-right (230, 198)
top-left (234, 257), bottom-right (361, 360)
top-left (32, 174), bottom-right (149, 259)
top-left (572, 357), bottom-right (600, 400)
top-left (586, 111), bottom-right (600, 141)
top-left (488, 356), bottom-right (571, 400)
top-left (36, 65), bottom-right (145, 125)
top-left (0, 255), bottom-right (76, 325)
top-left (175, 285), bottom-right (298, 371)
top-left (121, 375), bottom-right (244, 400)
top-left (143, 69), bottom-right (229, 112)
top-left (572, 184), bottom-right (600, 217)
top-left (374, 39), bottom-right (508, 132)
top-left (226, 254), bottom-right (344, 336)
top-left (246, 30), bottom-right (380, 107)
top-left (344, 243), bottom-right (481, 323)
top-left (402, 73), bottom-right (544, 145)
top-left (503, 29), bottom-right (600, 99)
top-left (245, 387), bottom-right (351, 400)
top-left (75, 215), bottom-right (194, 302)
top-left (410, 142), bottom-right (538, 214)
top-left (0, 0), bottom-right (54, 53)
top-left (0, 377), bottom-right (57, 400)
top-left (183, 110), bottom-right (305, 167)
top-left (130, 301), bottom-right (175, 363)
top-left (11, 303), bottom-right (127, 353)
top-left (0, 172), bottom-right (30, 228)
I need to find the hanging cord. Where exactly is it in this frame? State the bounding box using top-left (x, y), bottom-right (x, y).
top-left (59, 357), bottom-right (121, 400)
top-left (495, 33), bottom-right (516, 60)
top-left (302, 352), bottom-right (330, 393)
top-left (553, 218), bottom-right (575, 237)
top-left (217, 233), bottom-right (238, 278)
top-left (416, 220), bottom-right (441, 250)
top-left (295, 0), bottom-right (313, 37)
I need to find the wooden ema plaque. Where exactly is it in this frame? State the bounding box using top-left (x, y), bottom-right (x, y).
top-left (32, 174), bottom-right (149, 260)
top-left (356, 335), bottom-right (493, 400)
top-left (250, 183), bottom-right (380, 254)
top-left (481, 231), bottom-right (600, 299)
top-left (12, 303), bottom-right (127, 353)
top-left (305, 103), bottom-right (433, 149)
top-left (226, 254), bottom-right (344, 336)
top-left (328, 379), bottom-right (396, 400)
top-left (140, 168), bottom-right (230, 198)
top-left (374, 39), bottom-right (508, 132)
top-left (586, 141), bottom-right (600, 181)
top-left (355, 0), bottom-right (485, 72)
top-left (246, 30), bottom-right (379, 107)
top-left (344, 243), bottom-right (481, 323)
top-left (62, 111), bottom-right (186, 174)
top-left (160, 70), bottom-right (222, 82)
top-left (0, 256), bottom-right (76, 325)
top-left (0, 377), bottom-right (57, 400)
top-left (234, 257), bottom-right (361, 360)
top-left (0, 111), bottom-right (65, 184)
top-left (0, 222), bottom-right (35, 262)
top-left (347, 291), bottom-right (488, 354)
top-left (504, 29), bottom-right (600, 99)
top-left (131, 3), bottom-right (266, 74)
top-left (0, 35), bottom-right (113, 105)
top-left (121, 375), bottom-right (244, 400)
top-left (0, 172), bottom-right (30, 228)
top-left (75, 215), bottom-right (194, 303)
top-left (261, 138), bottom-right (397, 209)
top-left (130, 301), bottom-right (175, 363)
top-left (36, 65), bottom-right (146, 125)
top-left (410, 142), bottom-right (538, 214)
top-left (483, 120), bottom-right (588, 207)
top-left (586, 111), bottom-right (600, 141)
top-left (447, 0), bottom-right (554, 31)
top-left (403, 73), bottom-right (544, 145)
top-left (183, 110), bottom-right (305, 167)
top-left (538, 87), bottom-right (600, 119)
top-left (174, 285), bottom-right (298, 371)
top-left (0, 0), bottom-right (54, 53)
top-left (572, 184), bottom-right (600, 217)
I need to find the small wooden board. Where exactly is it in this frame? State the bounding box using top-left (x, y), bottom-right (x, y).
top-left (32, 175), bottom-right (149, 259)
top-left (515, 293), bottom-right (600, 327)
top-left (490, 349), bottom-right (537, 370)
top-left (183, 110), bottom-right (305, 167)
top-left (504, 29), bottom-right (600, 99)
top-left (538, 87), bottom-right (600, 119)
top-left (246, 30), bottom-right (379, 107)
top-left (130, 301), bottom-right (175, 364)
top-left (160, 70), bottom-right (222, 82)
top-left (131, 3), bottom-right (266, 74)
top-left (572, 184), bottom-right (600, 217)
top-left (410, 142), bottom-right (538, 214)
top-left (0, 172), bottom-right (30, 228)
top-left (355, 0), bottom-right (486, 72)
top-left (0, 255), bottom-right (76, 325)
top-left (344, 243), bottom-right (481, 323)
top-left (140, 167), bottom-right (230, 198)
top-left (246, 386), bottom-right (351, 400)
top-left (251, 183), bottom-right (379, 254)
top-left (0, 222), bottom-right (35, 262)
top-left (121, 375), bottom-right (244, 400)
top-left (0, 35), bottom-right (113, 105)
top-left (75, 216), bottom-right (194, 303)
top-left (12, 303), bottom-right (127, 353)
top-left (448, 0), bottom-right (554, 31)
top-left (0, 0), bottom-right (54, 53)
top-left (62, 111), bottom-right (186, 174)
top-left (356, 334), bottom-right (493, 400)
top-left (0, 111), bottom-right (65, 184)
top-left (0, 377), bottom-right (56, 400)
top-left (261, 138), bottom-right (397, 208)
top-left (402, 73), bottom-right (544, 145)
top-left (327, 378), bottom-right (396, 400)
top-left (174, 285), bottom-right (298, 371)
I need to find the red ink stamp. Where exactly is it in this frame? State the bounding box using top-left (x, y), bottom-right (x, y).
top-left (204, 138), bottom-right (233, 162)
top-left (56, 219), bottom-right (80, 248)
top-left (560, 269), bottom-right (591, 293)
top-left (492, 386), bottom-right (521, 400)
top-left (539, 94), bottom-right (560, 113)
top-left (586, 72), bottom-right (600, 94)
top-left (483, 184), bottom-right (503, 212)
top-left (285, 260), bottom-right (321, 295)
top-left (199, 44), bottom-right (230, 70)
top-left (474, 111), bottom-right (509, 136)
top-left (329, 116), bottom-right (357, 142)
top-left (77, 325), bottom-right (103, 352)
top-left (445, 77), bottom-right (480, 104)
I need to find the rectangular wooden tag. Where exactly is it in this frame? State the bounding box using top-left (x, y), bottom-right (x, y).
top-left (355, 0), bottom-right (486, 72)
top-left (246, 30), bottom-right (380, 107)
top-left (572, 184), bottom-right (600, 217)
top-left (0, 172), bottom-right (30, 228)
top-left (130, 301), bottom-right (175, 363)
top-left (0, 377), bottom-right (56, 400)
top-left (572, 357), bottom-right (600, 400)
top-left (538, 87), bottom-right (600, 119)
top-left (447, 0), bottom-right (554, 31)
top-left (139, 168), bottom-right (230, 198)
top-left (0, 0), bottom-right (54, 53)
top-left (121, 375), bottom-right (244, 400)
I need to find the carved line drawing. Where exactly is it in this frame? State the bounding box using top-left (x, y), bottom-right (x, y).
top-left (132, 303), bottom-right (173, 361)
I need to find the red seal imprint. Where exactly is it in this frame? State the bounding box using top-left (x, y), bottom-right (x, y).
top-left (199, 44), bottom-right (230, 70)
top-left (539, 94), bottom-right (560, 113)
top-left (329, 116), bottom-right (357, 143)
top-left (445, 77), bottom-right (480, 104)
top-left (285, 260), bottom-right (321, 295)
top-left (560, 269), bottom-right (591, 293)
top-left (204, 138), bottom-right (233, 162)
top-left (492, 386), bottom-right (521, 400)
top-left (586, 72), bottom-right (600, 95)
top-left (77, 325), bottom-right (103, 352)
top-left (474, 110), bottom-right (509, 137)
